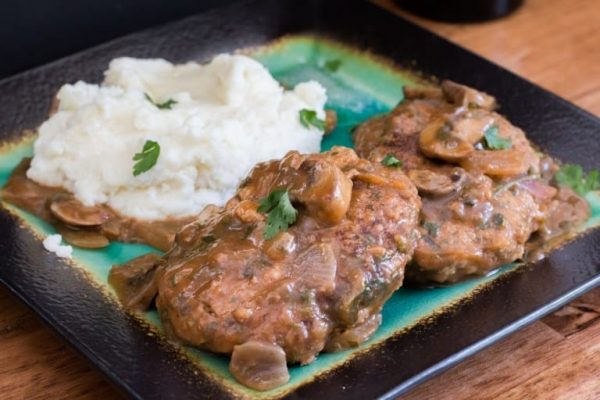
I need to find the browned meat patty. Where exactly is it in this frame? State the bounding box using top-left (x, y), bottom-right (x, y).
top-left (408, 171), bottom-right (541, 283)
top-left (110, 147), bottom-right (420, 390)
top-left (353, 81), bottom-right (588, 283)
top-left (354, 80), bottom-right (540, 178)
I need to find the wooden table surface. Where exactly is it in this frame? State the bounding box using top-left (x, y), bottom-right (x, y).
top-left (2, 0), bottom-right (600, 399)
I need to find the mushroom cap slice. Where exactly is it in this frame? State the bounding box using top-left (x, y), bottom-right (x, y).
top-left (50, 196), bottom-right (109, 227)
top-left (419, 118), bottom-right (474, 161)
top-left (408, 168), bottom-right (466, 196)
top-left (57, 225), bottom-right (110, 249)
top-left (442, 80), bottom-right (496, 110)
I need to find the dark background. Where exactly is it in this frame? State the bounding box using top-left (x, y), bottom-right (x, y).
top-left (0, 0), bottom-right (225, 79)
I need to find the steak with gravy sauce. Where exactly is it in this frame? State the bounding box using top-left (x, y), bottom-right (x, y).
top-left (353, 81), bottom-right (589, 283)
top-left (109, 147), bottom-right (421, 390)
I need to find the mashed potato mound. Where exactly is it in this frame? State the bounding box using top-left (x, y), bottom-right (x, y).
top-left (27, 55), bottom-right (326, 220)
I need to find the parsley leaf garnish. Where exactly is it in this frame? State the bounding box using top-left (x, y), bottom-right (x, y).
top-left (381, 154), bottom-right (403, 168)
top-left (257, 189), bottom-right (298, 240)
top-left (144, 93), bottom-right (177, 110)
top-left (423, 221), bottom-right (439, 237)
top-left (483, 125), bottom-right (512, 150)
top-left (492, 213), bottom-right (505, 227)
top-left (299, 109), bottom-right (326, 130)
top-left (132, 140), bottom-right (160, 176)
top-left (555, 164), bottom-right (600, 196)
top-left (324, 59), bottom-right (342, 73)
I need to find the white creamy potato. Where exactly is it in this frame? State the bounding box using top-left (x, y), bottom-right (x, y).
top-left (27, 55), bottom-right (327, 220)
top-left (42, 234), bottom-right (73, 259)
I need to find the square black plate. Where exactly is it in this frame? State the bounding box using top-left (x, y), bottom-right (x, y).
top-left (0, 1), bottom-right (599, 399)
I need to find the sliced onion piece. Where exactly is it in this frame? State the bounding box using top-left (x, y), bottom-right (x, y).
top-left (518, 179), bottom-right (557, 202)
top-left (229, 341), bottom-right (290, 391)
top-left (296, 243), bottom-right (337, 292)
top-left (325, 314), bottom-right (382, 352)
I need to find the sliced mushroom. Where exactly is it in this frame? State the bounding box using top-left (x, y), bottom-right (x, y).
top-left (419, 118), bottom-right (474, 161)
top-left (442, 80), bottom-right (496, 110)
top-left (229, 341), bottom-right (290, 391)
top-left (108, 253), bottom-right (162, 311)
top-left (402, 86), bottom-right (443, 101)
top-left (49, 196), bottom-right (109, 227)
top-left (325, 313), bottom-right (382, 352)
top-left (324, 109), bottom-right (338, 135)
top-left (133, 219), bottom-right (187, 252)
top-left (451, 111), bottom-right (495, 144)
top-left (293, 159), bottom-right (352, 225)
top-left (57, 225), bottom-right (110, 248)
top-left (408, 168), bottom-right (466, 196)
top-left (460, 149), bottom-right (531, 178)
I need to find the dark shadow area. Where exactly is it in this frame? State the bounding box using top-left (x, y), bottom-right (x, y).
top-left (0, 0), bottom-right (227, 79)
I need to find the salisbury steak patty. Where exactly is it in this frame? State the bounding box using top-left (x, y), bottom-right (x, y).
top-left (353, 81), bottom-right (587, 283)
top-left (111, 147), bottom-right (420, 390)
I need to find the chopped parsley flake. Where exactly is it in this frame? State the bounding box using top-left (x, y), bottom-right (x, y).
top-left (323, 59), bottom-right (342, 72)
top-left (132, 140), bottom-right (160, 176)
top-left (423, 221), bottom-right (439, 237)
top-left (144, 93), bottom-right (177, 110)
top-left (492, 213), bottom-right (505, 227)
top-left (381, 154), bottom-right (403, 168)
top-left (299, 109), bottom-right (326, 130)
top-left (257, 189), bottom-right (298, 240)
top-left (555, 164), bottom-right (600, 196)
top-left (483, 125), bottom-right (512, 150)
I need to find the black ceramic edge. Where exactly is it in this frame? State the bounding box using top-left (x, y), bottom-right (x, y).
top-left (381, 274), bottom-right (600, 399)
top-left (0, 1), bottom-right (599, 399)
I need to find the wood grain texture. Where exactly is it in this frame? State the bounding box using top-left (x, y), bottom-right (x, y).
top-left (2, 0), bottom-right (600, 398)
top-left (0, 286), bottom-right (125, 400)
top-left (376, 0), bottom-right (600, 116)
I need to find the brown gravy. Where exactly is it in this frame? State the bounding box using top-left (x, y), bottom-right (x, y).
top-left (2, 158), bottom-right (194, 251)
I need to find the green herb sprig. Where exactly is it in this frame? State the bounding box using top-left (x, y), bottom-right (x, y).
top-left (555, 164), bottom-right (600, 196)
top-left (144, 93), bottom-right (177, 110)
top-left (257, 189), bottom-right (298, 240)
top-left (132, 140), bottom-right (160, 176)
top-left (483, 125), bottom-right (512, 150)
top-left (381, 154), bottom-right (403, 168)
top-left (299, 109), bottom-right (326, 131)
